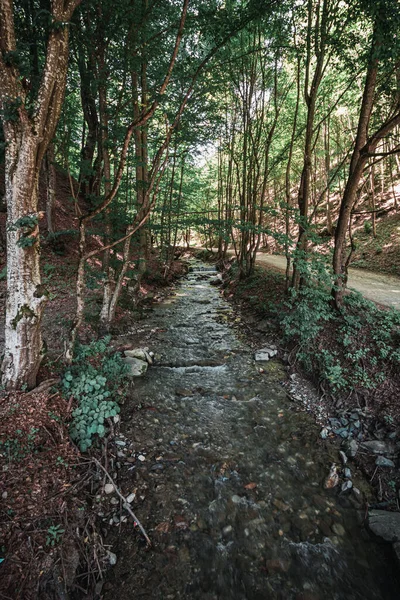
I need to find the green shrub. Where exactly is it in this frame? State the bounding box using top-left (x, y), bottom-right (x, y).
top-left (62, 336), bottom-right (129, 452)
top-left (364, 220), bottom-right (373, 234)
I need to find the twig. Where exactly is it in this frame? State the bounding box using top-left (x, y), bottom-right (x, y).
top-left (370, 466), bottom-right (378, 483)
top-left (92, 458), bottom-right (151, 547)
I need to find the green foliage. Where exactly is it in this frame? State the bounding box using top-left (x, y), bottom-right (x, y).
top-left (62, 337), bottom-right (129, 452)
top-left (364, 220), bottom-right (373, 234)
top-left (0, 267), bottom-right (7, 281)
top-left (46, 524), bottom-right (64, 547)
top-left (279, 279), bottom-right (400, 395)
top-left (1, 96), bottom-right (23, 122)
top-left (0, 427), bottom-right (39, 462)
top-left (7, 215), bottom-right (39, 248)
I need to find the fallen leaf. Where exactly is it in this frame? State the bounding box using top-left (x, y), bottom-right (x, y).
top-left (155, 522), bottom-right (170, 534)
top-left (244, 482), bottom-right (257, 490)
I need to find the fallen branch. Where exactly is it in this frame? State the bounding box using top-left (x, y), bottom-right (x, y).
top-left (92, 457), bottom-right (151, 547)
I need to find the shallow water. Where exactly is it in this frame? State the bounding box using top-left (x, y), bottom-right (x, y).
top-left (105, 262), bottom-right (398, 600)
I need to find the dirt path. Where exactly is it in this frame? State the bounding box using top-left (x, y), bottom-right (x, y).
top-left (103, 262), bottom-right (397, 600)
top-left (253, 254), bottom-right (400, 309)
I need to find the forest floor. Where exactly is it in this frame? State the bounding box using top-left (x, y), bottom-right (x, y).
top-left (0, 248), bottom-right (188, 599)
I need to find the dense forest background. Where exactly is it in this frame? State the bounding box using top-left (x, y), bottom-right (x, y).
top-left (0, 0), bottom-right (400, 390)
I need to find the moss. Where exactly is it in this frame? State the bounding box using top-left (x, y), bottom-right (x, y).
top-left (11, 305), bottom-right (36, 329)
top-left (34, 284), bottom-right (49, 298)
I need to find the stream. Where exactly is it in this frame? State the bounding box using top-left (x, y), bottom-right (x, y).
top-left (104, 261), bottom-right (398, 600)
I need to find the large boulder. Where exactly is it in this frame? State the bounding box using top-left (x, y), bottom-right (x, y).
top-left (124, 356), bottom-right (148, 377)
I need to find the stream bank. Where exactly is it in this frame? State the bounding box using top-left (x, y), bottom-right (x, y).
top-left (101, 261), bottom-right (398, 599)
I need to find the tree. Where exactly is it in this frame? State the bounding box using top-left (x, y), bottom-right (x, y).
top-left (332, 0), bottom-right (400, 306)
top-left (0, 0), bottom-right (81, 389)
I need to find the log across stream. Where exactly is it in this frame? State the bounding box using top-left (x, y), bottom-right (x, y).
top-left (104, 261), bottom-right (398, 600)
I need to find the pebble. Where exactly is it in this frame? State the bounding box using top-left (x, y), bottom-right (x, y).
top-left (375, 456), bottom-right (395, 468)
top-left (110, 497), bottom-right (119, 505)
top-left (126, 493), bottom-right (136, 503)
top-left (138, 455), bottom-right (146, 462)
top-left (341, 480), bottom-right (353, 493)
top-left (104, 484), bottom-right (115, 494)
top-left (223, 525), bottom-right (233, 535)
top-left (107, 551), bottom-right (118, 565)
top-left (339, 451), bottom-right (348, 465)
top-left (231, 495), bottom-right (242, 504)
top-left (344, 467), bottom-right (352, 479)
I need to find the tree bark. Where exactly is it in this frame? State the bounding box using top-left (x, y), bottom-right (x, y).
top-left (0, 0), bottom-right (81, 389)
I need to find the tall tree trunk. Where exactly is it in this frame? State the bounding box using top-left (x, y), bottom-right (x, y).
top-left (2, 132), bottom-right (48, 389)
top-left (0, 0), bottom-right (81, 389)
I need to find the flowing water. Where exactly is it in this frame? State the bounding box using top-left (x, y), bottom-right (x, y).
top-left (104, 262), bottom-right (398, 600)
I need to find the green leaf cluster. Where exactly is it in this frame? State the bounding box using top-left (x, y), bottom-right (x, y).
top-left (62, 337), bottom-right (129, 452)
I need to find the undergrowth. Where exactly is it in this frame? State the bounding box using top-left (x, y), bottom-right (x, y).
top-left (62, 336), bottom-right (129, 451)
top-left (227, 264), bottom-right (400, 406)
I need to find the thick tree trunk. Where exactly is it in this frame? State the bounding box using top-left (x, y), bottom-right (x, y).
top-left (0, 0), bottom-right (81, 388)
top-left (2, 132), bottom-right (48, 389)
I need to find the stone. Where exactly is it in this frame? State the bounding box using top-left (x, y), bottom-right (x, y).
top-left (255, 347), bottom-right (278, 362)
top-left (106, 551), bottom-right (117, 566)
top-left (124, 348), bottom-right (152, 364)
top-left (375, 456), bottom-right (395, 468)
top-left (110, 497), bottom-right (119, 505)
top-left (339, 451), bottom-right (348, 465)
top-left (343, 439), bottom-right (358, 458)
top-left (344, 467), bottom-right (352, 479)
top-left (125, 492), bottom-right (136, 504)
top-left (320, 428), bottom-right (329, 440)
top-left (361, 440), bottom-right (394, 455)
top-left (341, 480), bottom-right (353, 493)
top-left (324, 464), bottom-right (339, 489)
top-left (231, 495), bottom-right (242, 504)
top-left (368, 510), bottom-right (400, 542)
top-left (104, 484), bottom-right (115, 494)
top-left (138, 454), bottom-right (146, 462)
top-left (332, 523), bottom-right (346, 536)
top-left (273, 498), bottom-right (290, 512)
top-left (124, 356), bottom-right (148, 377)
top-left (223, 525), bottom-right (233, 536)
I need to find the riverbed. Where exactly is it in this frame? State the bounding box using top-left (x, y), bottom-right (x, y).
top-left (103, 262), bottom-right (397, 599)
